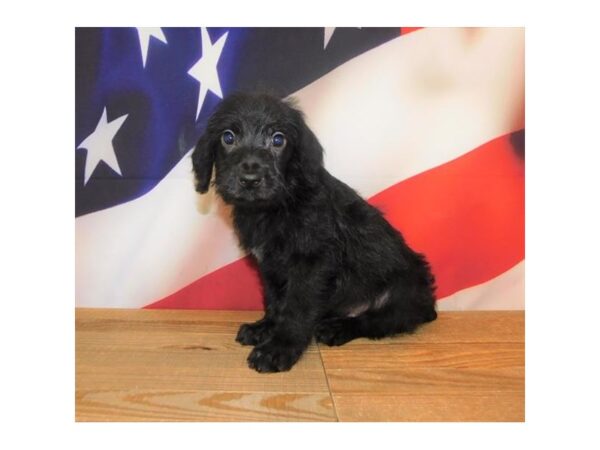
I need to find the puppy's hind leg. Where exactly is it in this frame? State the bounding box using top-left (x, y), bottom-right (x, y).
top-left (315, 287), bottom-right (437, 346)
top-left (314, 315), bottom-right (365, 346)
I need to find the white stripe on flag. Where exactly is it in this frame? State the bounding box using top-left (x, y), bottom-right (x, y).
top-left (76, 27), bottom-right (524, 308)
top-left (296, 27), bottom-right (524, 197)
top-left (76, 152), bottom-right (244, 308)
top-left (437, 261), bottom-right (525, 311)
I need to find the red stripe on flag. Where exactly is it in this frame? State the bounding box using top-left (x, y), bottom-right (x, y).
top-left (370, 130), bottom-right (524, 299)
top-left (146, 130), bottom-right (524, 310)
top-left (400, 27), bottom-right (424, 35)
top-left (148, 256), bottom-right (264, 310)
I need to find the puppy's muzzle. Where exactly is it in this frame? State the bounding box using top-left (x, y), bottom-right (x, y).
top-left (238, 157), bottom-right (266, 189)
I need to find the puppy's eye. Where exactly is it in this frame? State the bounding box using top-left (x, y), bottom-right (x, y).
top-left (272, 132), bottom-right (286, 148)
top-left (221, 130), bottom-right (235, 146)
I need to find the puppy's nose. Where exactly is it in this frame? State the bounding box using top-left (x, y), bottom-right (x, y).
top-left (238, 172), bottom-right (263, 188)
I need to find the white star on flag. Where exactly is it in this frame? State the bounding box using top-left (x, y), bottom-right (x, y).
top-left (188, 27), bottom-right (228, 120)
top-left (77, 108), bottom-right (128, 186)
top-left (136, 27), bottom-right (168, 68)
top-left (324, 27), bottom-right (336, 49)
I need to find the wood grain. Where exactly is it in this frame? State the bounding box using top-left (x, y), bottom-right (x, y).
top-left (319, 342), bottom-right (524, 370)
top-left (326, 311), bottom-right (525, 345)
top-left (76, 308), bottom-right (335, 421)
top-left (318, 311), bottom-right (525, 422)
top-left (331, 392), bottom-right (524, 422)
top-left (75, 309), bottom-right (524, 422)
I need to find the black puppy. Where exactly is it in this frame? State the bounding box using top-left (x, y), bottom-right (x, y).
top-left (192, 92), bottom-right (437, 373)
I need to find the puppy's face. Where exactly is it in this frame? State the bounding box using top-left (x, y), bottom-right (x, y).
top-left (211, 96), bottom-right (297, 206)
top-left (192, 93), bottom-right (323, 208)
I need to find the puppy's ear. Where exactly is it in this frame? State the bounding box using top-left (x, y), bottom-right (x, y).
top-left (191, 133), bottom-right (215, 194)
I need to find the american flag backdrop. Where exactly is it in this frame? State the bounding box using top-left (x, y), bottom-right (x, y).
top-left (75, 27), bottom-right (525, 311)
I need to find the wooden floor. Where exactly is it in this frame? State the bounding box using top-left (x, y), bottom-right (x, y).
top-left (75, 309), bottom-right (524, 422)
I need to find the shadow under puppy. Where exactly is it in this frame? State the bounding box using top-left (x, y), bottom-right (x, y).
top-left (192, 92), bottom-right (437, 373)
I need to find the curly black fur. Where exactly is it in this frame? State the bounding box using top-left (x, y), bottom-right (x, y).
top-left (192, 92), bottom-right (437, 373)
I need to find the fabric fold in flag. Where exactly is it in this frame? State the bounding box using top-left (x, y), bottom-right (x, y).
top-left (76, 27), bottom-right (524, 310)
top-left (147, 129), bottom-right (524, 310)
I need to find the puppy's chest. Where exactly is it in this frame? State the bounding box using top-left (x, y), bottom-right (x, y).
top-left (234, 213), bottom-right (309, 264)
top-left (248, 243), bottom-right (265, 262)
top-left (243, 232), bottom-right (289, 265)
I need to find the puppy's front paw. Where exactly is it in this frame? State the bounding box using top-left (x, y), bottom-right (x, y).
top-left (247, 341), bottom-right (303, 373)
top-left (235, 320), bottom-right (274, 346)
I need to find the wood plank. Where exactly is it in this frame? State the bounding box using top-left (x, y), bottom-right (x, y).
top-left (324, 367), bottom-right (524, 395)
top-left (319, 311), bottom-right (524, 422)
top-left (323, 311), bottom-right (524, 346)
top-left (320, 342), bottom-right (524, 370)
top-left (331, 392), bottom-right (524, 422)
top-left (76, 309), bottom-right (525, 422)
top-left (76, 309), bottom-right (335, 421)
top-left (76, 390), bottom-right (334, 422)
top-left (76, 308), bottom-right (265, 334)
